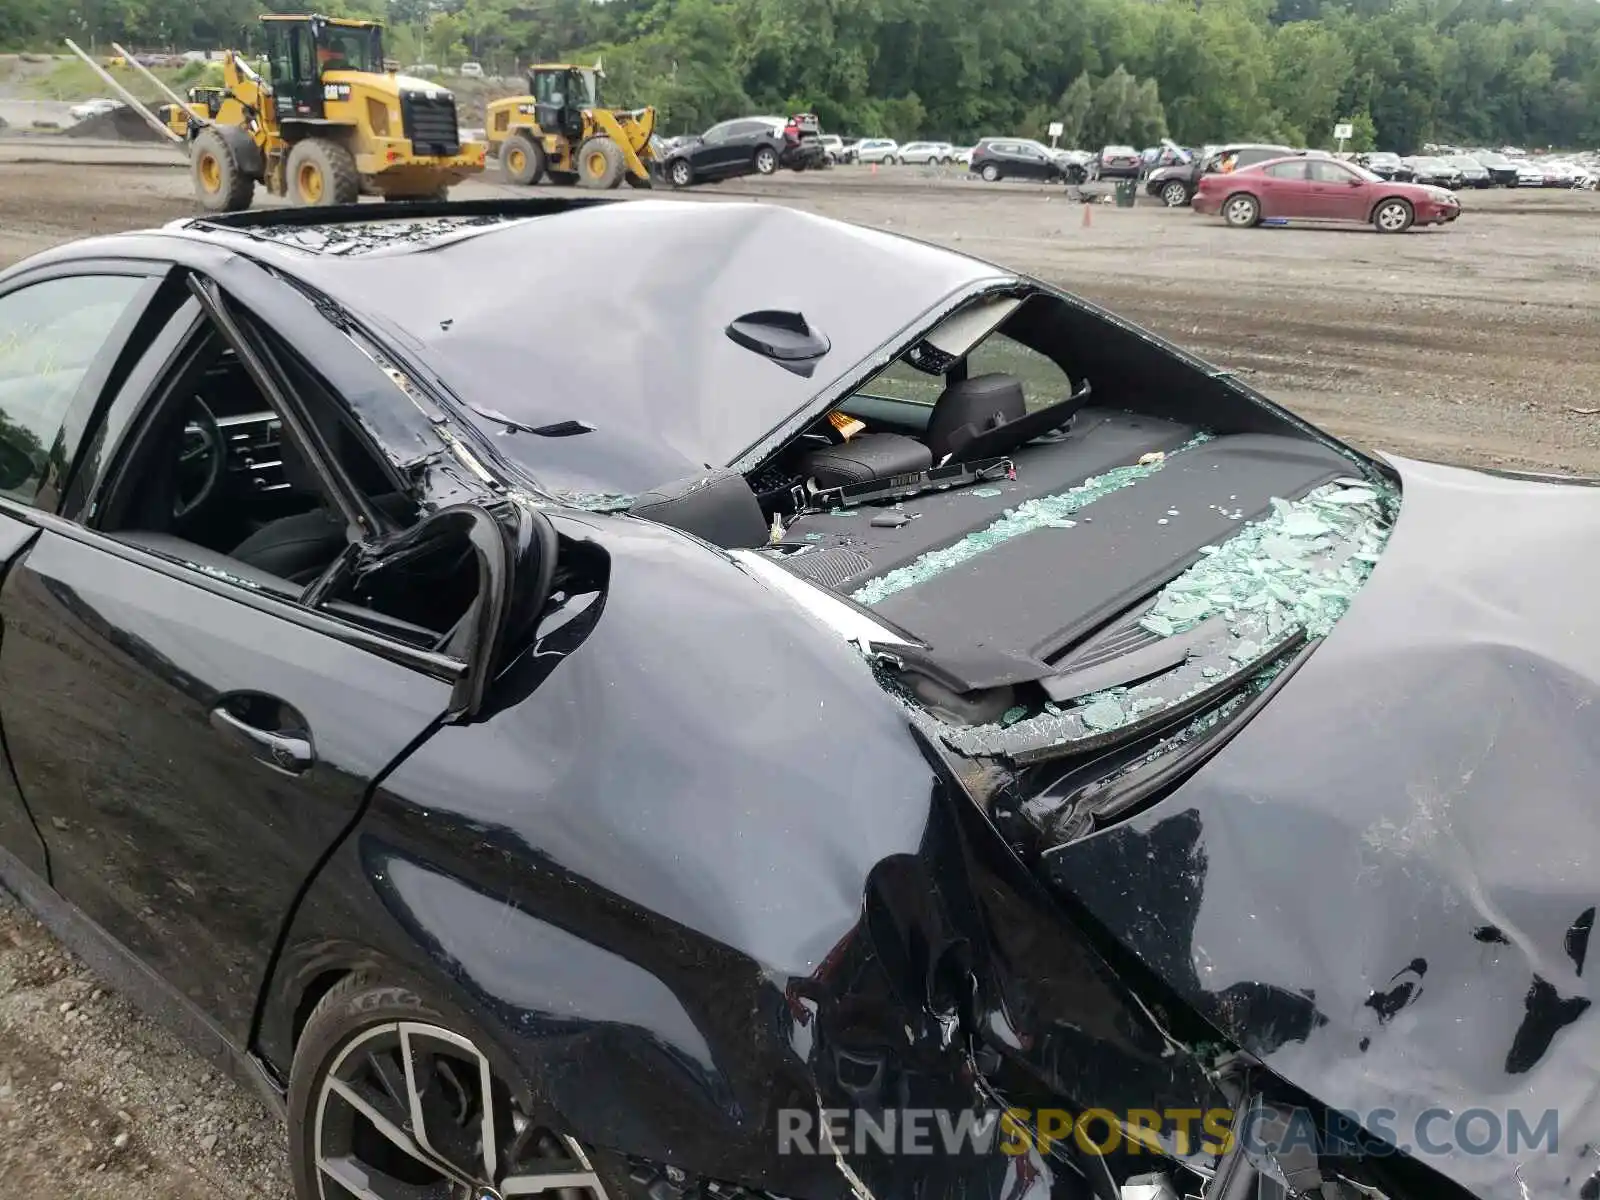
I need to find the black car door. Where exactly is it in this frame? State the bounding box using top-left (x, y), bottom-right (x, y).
top-left (0, 266), bottom-right (458, 1041)
top-left (1026, 145), bottom-right (1057, 180)
top-left (714, 120), bottom-right (767, 176)
top-left (0, 264), bottom-right (167, 879)
top-left (690, 121), bottom-right (736, 176)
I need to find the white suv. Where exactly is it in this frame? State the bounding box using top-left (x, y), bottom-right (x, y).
top-left (854, 138), bottom-right (900, 164)
top-left (899, 141), bottom-right (954, 165)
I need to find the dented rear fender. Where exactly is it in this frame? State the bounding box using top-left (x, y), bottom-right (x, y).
top-left (262, 512), bottom-right (1230, 1199)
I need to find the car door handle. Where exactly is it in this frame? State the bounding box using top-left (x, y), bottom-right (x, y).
top-left (209, 703), bottom-right (316, 775)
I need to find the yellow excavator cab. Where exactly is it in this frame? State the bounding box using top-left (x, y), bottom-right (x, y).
top-left (486, 61), bottom-right (656, 190)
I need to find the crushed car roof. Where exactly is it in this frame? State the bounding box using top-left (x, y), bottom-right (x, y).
top-left (188, 199), bottom-right (1011, 502)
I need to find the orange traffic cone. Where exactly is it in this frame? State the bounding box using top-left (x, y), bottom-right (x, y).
top-left (1082, 202), bottom-right (1092, 228)
top-left (871, 162), bottom-right (878, 175)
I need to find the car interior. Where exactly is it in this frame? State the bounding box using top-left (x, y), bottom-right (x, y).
top-left (92, 314), bottom-right (482, 651)
top-left (624, 288), bottom-right (1362, 730)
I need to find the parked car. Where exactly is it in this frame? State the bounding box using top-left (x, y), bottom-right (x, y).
top-left (1193, 154), bottom-right (1460, 232)
top-left (1402, 156), bottom-right (1463, 189)
top-left (68, 97), bottom-right (121, 122)
top-left (899, 141), bottom-right (954, 165)
top-left (458, 61), bottom-right (484, 78)
top-left (853, 137), bottom-right (900, 164)
top-left (1468, 150), bottom-right (1519, 186)
top-left (0, 191), bottom-right (1590, 1200)
top-left (1540, 159), bottom-right (1590, 188)
top-left (1356, 152), bottom-right (1415, 182)
top-left (952, 145), bottom-right (974, 166)
top-left (659, 114), bottom-right (823, 186)
top-left (819, 134), bottom-right (855, 164)
top-left (1094, 144), bottom-right (1143, 179)
top-left (1145, 142), bottom-right (1294, 207)
top-left (1508, 159), bottom-right (1549, 187)
top-left (1444, 155), bottom-right (1492, 188)
top-left (969, 137), bottom-right (1087, 184)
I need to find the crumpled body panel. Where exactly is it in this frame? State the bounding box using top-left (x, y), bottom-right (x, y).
top-left (1047, 455), bottom-right (1600, 1200)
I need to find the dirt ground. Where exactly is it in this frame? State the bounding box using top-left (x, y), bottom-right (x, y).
top-left (0, 140), bottom-right (1597, 1197)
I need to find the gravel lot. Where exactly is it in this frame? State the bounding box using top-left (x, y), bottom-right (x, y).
top-left (0, 139), bottom-right (1597, 1196)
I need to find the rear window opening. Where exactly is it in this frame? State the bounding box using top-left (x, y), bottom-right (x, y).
top-left (728, 287), bottom-right (1399, 804)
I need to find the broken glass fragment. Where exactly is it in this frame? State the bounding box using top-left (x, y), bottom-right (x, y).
top-left (880, 476), bottom-right (1397, 761)
top-left (1080, 697), bottom-right (1127, 731)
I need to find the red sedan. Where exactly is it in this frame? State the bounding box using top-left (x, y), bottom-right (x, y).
top-left (1192, 155), bottom-right (1461, 233)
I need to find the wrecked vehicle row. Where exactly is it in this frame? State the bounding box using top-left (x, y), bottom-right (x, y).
top-left (0, 193), bottom-right (1589, 1200)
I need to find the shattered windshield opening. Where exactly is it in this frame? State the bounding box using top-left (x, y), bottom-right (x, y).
top-left (742, 284), bottom-right (1400, 835)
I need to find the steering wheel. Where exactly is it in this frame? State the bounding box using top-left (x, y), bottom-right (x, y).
top-left (173, 397), bottom-right (226, 522)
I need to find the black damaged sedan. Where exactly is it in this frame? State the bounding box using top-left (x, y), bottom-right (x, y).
top-left (0, 196), bottom-right (1592, 1200)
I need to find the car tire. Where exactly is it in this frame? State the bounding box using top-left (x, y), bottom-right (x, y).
top-left (1372, 197), bottom-right (1414, 234)
top-left (754, 145), bottom-right (778, 175)
top-left (980, 163), bottom-right (1000, 183)
top-left (502, 132), bottom-right (546, 186)
top-left (286, 137), bottom-right (360, 207)
top-left (1160, 179), bottom-right (1190, 207)
top-left (1222, 192), bottom-right (1261, 228)
top-left (288, 977), bottom-right (612, 1200)
top-left (668, 157), bottom-right (694, 188)
top-left (576, 136), bottom-right (626, 189)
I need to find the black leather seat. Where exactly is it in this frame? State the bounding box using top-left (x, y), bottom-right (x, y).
top-left (229, 434), bottom-right (349, 584)
top-left (231, 506), bottom-right (347, 583)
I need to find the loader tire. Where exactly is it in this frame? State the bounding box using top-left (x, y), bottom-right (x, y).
top-left (287, 137), bottom-right (360, 207)
top-left (503, 132), bottom-right (546, 186)
top-left (576, 136), bottom-right (625, 189)
top-left (191, 127), bottom-right (254, 213)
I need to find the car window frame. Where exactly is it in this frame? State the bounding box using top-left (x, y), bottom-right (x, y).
top-left (1264, 160), bottom-right (1308, 181)
top-left (0, 258), bottom-right (169, 513)
top-left (1309, 159), bottom-right (1358, 183)
top-left (48, 269), bottom-right (459, 673)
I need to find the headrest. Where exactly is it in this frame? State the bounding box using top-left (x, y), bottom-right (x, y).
top-left (926, 373), bottom-right (1027, 463)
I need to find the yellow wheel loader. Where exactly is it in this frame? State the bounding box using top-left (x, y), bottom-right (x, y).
top-left (485, 63), bottom-right (655, 189)
top-left (158, 85), bottom-right (226, 138)
top-left (69, 16), bottom-right (486, 213)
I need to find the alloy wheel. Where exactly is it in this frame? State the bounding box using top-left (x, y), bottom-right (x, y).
top-left (312, 1020), bottom-right (610, 1200)
top-left (1161, 181), bottom-right (1188, 207)
top-left (1224, 195), bottom-right (1258, 227)
top-left (1375, 201), bottom-right (1411, 232)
